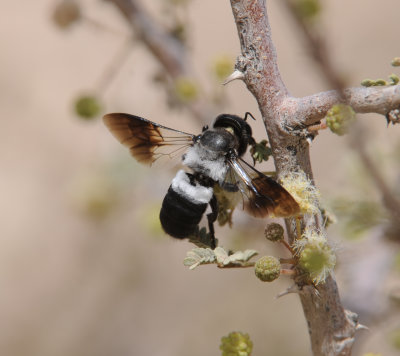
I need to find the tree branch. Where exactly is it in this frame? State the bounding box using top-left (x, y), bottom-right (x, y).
top-left (231, 0), bottom-right (288, 110)
top-left (104, 0), bottom-right (187, 77)
top-left (284, 85), bottom-right (400, 127)
top-left (229, 1), bottom-right (358, 355)
top-left (105, 0), bottom-right (215, 124)
top-left (278, 0), bottom-right (400, 129)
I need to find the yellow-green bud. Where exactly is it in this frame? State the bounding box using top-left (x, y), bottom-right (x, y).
top-left (174, 77), bottom-right (198, 102)
top-left (254, 256), bottom-right (281, 282)
top-left (52, 0), bottom-right (81, 29)
top-left (213, 55), bottom-right (234, 82)
top-left (361, 79), bottom-right (374, 87)
top-left (220, 332), bottom-right (253, 356)
top-left (293, 0), bottom-right (321, 21)
top-left (75, 95), bottom-right (102, 119)
top-left (169, 23), bottom-right (186, 43)
top-left (389, 74), bottom-right (399, 85)
top-left (390, 328), bottom-right (400, 350)
top-left (391, 57), bottom-right (400, 67)
top-left (374, 79), bottom-right (387, 86)
top-left (325, 104), bottom-right (356, 136)
top-left (264, 223), bottom-right (284, 242)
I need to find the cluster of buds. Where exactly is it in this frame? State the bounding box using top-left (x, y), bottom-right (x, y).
top-left (220, 331), bottom-right (253, 356)
top-left (280, 171), bottom-right (320, 215)
top-left (361, 74), bottom-right (399, 87)
top-left (325, 104), bottom-right (356, 136)
top-left (257, 222), bottom-right (336, 285)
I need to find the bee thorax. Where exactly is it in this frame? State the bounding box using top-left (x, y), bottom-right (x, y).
top-left (182, 146), bottom-right (228, 182)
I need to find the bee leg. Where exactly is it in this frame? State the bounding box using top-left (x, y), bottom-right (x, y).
top-left (220, 181), bottom-right (239, 192)
top-left (207, 195), bottom-right (218, 249)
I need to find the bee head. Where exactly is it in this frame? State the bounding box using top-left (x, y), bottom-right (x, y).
top-left (212, 114), bottom-right (253, 157)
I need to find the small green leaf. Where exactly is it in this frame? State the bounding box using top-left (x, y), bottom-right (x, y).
top-left (183, 248), bottom-right (216, 269)
top-left (184, 247), bottom-right (258, 269)
top-left (250, 140), bottom-right (272, 164)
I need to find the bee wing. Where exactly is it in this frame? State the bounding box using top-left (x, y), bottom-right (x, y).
top-left (226, 157), bottom-right (300, 218)
top-left (103, 113), bottom-right (196, 165)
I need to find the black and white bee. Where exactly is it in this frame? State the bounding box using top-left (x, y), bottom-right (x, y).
top-left (103, 113), bottom-right (299, 248)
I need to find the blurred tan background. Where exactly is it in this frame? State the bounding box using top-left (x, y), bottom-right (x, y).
top-left (1, 0), bottom-right (400, 355)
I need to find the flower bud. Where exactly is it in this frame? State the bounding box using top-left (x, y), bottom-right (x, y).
top-left (293, 229), bottom-right (336, 285)
top-left (391, 57), bottom-right (400, 67)
top-left (280, 171), bottom-right (320, 215)
top-left (220, 331), bottom-right (253, 356)
top-left (389, 74), bottom-right (399, 85)
top-left (264, 223), bottom-right (284, 242)
top-left (254, 256), bottom-right (281, 282)
top-left (325, 104), bottom-right (356, 136)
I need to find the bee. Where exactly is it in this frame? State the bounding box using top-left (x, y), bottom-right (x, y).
top-left (103, 113), bottom-right (299, 248)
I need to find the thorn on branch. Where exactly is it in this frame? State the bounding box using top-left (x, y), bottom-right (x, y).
top-left (275, 284), bottom-right (300, 299)
top-left (355, 324), bottom-right (369, 331)
top-left (222, 69), bottom-right (245, 85)
top-left (307, 121), bottom-right (327, 132)
top-left (386, 107), bottom-right (400, 125)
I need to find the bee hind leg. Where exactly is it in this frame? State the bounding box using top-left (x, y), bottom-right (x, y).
top-left (207, 195), bottom-right (218, 249)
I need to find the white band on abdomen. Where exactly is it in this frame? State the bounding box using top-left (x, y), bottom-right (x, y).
top-left (171, 170), bottom-right (213, 204)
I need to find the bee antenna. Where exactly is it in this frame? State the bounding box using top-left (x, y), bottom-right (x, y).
top-left (244, 112), bottom-right (256, 121)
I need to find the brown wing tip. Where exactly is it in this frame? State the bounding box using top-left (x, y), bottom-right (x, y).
top-left (244, 195), bottom-right (274, 218)
top-left (271, 200), bottom-right (301, 218)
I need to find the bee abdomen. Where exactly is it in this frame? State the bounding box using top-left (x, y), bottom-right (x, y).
top-left (160, 187), bottom-right (208, 238)
top-left (159, 170), bottom-right (213, 239)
